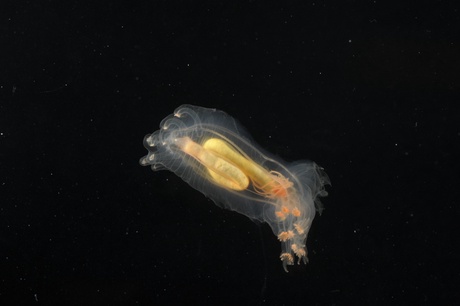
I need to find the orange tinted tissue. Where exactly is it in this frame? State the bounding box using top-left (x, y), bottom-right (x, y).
top-left (140, 105), bottom-right (330, 272)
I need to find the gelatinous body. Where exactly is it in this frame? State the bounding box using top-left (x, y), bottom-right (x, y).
top-left (140, 105), bottom-right (330, 272)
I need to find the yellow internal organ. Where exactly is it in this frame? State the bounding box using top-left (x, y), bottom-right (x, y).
top-left (176, 137), bottom-right (249, 190)
top-left (202, 138), bottom-right (276, 192)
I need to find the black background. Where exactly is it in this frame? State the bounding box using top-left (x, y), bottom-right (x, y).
top-left (1, 1), bottom-right (458, 305)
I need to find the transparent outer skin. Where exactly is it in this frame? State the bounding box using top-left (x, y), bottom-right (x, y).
top-left (140, 105), bottom-right (330, 272)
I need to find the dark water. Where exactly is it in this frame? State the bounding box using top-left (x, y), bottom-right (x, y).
top-left (1, 1), bottom-right (457, 305)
